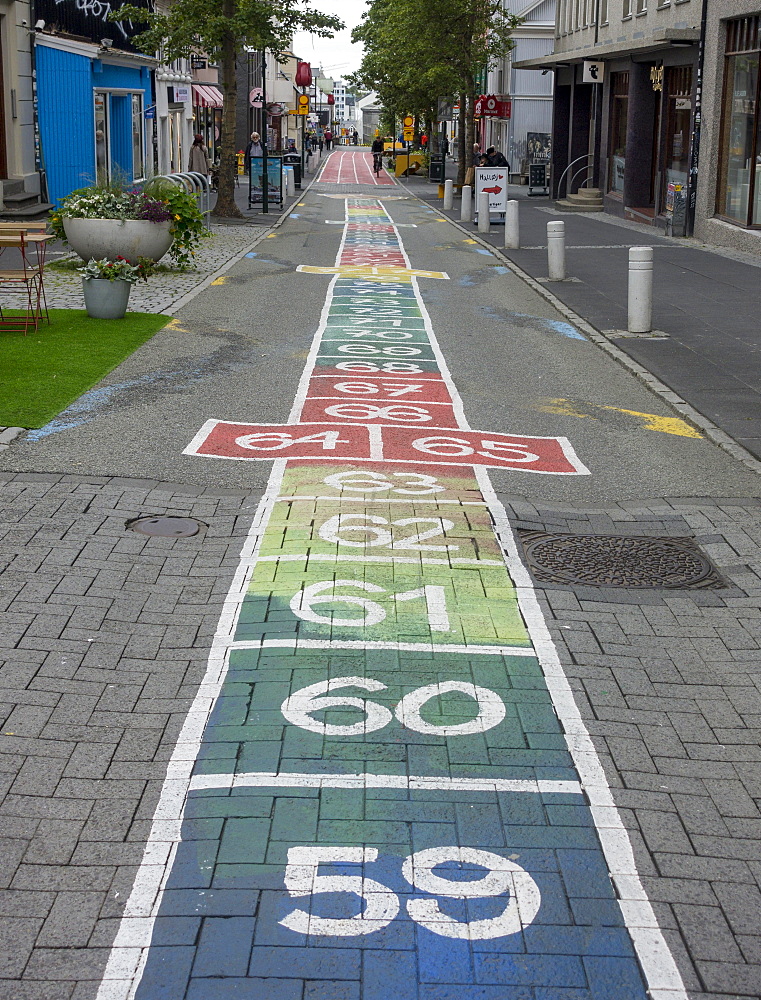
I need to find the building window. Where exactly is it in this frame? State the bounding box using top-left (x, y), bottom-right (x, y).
top-left (600, 0), bottom-right (609, 24)
top-left (132, 93), bottom-right (145, 181)
top-left (635, 0), bottom-right (647, 13)
top-left (608, 72), bottom-right (629, 192)
top-left (716, 15), bottom-right (761, 227)
top-left (623, 0), bottom-right (632, 18)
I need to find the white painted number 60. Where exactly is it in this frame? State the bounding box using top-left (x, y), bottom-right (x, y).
top-left (281, 676), bottom-right (506, 738)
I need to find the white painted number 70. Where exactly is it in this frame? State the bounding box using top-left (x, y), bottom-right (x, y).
top-left (279, 845), bottom-right (541, 939)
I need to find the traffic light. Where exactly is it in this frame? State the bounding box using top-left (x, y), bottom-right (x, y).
top-left (297, 94), bottom-right (310, 115)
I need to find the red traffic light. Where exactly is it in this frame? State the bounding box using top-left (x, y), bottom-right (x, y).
top-left (295, 61), bottom-right (312, 87)
top-left (327, 94), bottom-right (335, 105)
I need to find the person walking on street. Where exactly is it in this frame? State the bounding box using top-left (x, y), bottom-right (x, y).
top-left (481, 145), bottom-right (510, 169)
top-left (188, 134), bottom-right (211, 177)
top-left (324, 129), bottom-right (333, 150)
top-left (245, 132), bottom-right (263, 159)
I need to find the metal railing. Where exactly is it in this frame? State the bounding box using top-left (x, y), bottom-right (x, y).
top-left (141, 171), bottom-right (212, 229)
top-left (555, 153), bottom-right (594, 200)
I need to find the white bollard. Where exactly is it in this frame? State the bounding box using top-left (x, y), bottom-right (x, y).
top-left (478, 191), bottom-right (491, 233)
top-left (628, 246), bottom-right (653, 333)
top-left (443, 178), bottom-right (454, 211)
top-left (547, 220), bottom-right (566, 280)
top-left (504, 200), bottom-right (519, 249)
top-left (461, 185), bottom-right (472, 223)
top-left (285, 167), bottom-right (296, 197)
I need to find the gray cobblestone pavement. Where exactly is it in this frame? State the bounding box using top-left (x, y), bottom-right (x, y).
top-left (1, 476), bottom-right (761, 997)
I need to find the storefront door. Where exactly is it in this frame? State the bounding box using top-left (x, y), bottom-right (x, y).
top-left (94, 92), bottom-right (110, 185)
top-left (659, 66), bottom-right (692, 214)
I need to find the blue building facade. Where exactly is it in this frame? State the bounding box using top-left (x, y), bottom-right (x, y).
top-left (33, 0), bottom-right (154, 208)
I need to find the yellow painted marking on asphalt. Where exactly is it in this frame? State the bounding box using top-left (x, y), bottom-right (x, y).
top-left (165, 318), bottom-right (189, 332)
top-left (601, 406), bottom-right (702, 438)
top-left (266, 233), bottom-right (277, 238)
top-left (297, 264), bottom-right (449, 281)
top-left (210, 277), bottom-right (227, 286)
top-left (537, 398), bottom-right (702, 438)
top-left (539, 398), bottom-right (596, 419)
top-left (464, 239), bottom-right (477, 244)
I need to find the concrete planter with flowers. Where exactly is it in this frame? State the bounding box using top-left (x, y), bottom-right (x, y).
top-left (78, 257), bottom-right (155, 319)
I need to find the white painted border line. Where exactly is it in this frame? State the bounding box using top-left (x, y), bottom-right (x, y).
top-left (253, 553), bottom-right (506, 567)
top-left (227, 638), bottom-right (536, 656)
top-left (188, 771), bottom-right (582, 795)
top-left (97, 195), bottom-right (687, 1000)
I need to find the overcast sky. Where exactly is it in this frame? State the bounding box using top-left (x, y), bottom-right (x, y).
top-left (292, 0), bottom-right (367, 81)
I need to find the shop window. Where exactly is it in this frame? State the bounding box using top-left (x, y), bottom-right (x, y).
top-left (132, 94), bottom-right (145, 181)
top-left (608, 72), bottom-right (629, 193)
top-left (716, 16), bottom-right (761, 227)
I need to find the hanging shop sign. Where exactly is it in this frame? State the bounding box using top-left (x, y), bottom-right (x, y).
top-left (474, 95), bottom-right (511, 119)
top-left (582, 61), bottom-right (604, 84)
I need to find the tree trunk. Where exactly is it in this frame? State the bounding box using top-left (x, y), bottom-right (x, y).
top-left (457, 92), bottom-right (467, 186)
top-left (465, 75), bottom-right (476, 177)
top-left (213, 1), bottom-right (243, 218)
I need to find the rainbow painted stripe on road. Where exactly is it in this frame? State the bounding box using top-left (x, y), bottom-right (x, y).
top-left (96, 199), bottom-right (687, 1000)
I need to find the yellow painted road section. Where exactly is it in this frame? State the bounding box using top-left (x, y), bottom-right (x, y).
top-left (538, 398), bottom-right (702, 438)
top-left (601, 406), bottom-right (703, 438)
top-left (210, 277), bottom-right (227, 286)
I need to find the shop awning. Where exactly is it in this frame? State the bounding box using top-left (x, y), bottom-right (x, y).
top-left (192, 84), bottom-right (224, 108)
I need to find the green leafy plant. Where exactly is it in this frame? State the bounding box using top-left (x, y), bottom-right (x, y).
top-left (77, 256), bottom-right (156, 284)
top-left (143, 178), bottom-right (209, 269)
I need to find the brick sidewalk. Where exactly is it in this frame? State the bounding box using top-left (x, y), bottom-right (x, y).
top-left (2, 475), bottom-right (761, 996)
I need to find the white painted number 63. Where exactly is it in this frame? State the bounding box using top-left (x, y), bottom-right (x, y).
top-left (279, 845), bottom-right (541, 939)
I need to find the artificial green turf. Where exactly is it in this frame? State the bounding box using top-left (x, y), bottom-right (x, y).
top-left (0, 309), bottom-right (170, 428)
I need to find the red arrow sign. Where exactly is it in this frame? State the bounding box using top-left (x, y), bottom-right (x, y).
top-left (483, 185), bottom-right (503, 194)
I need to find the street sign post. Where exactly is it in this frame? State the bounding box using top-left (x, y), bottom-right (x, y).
top-left (475, 166), bottom-right (508, 221)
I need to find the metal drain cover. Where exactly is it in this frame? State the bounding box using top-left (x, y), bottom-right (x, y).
top-left (128, 516), bottom-right (202, 538)
top-left (518, 531), bottom-right (723, 589)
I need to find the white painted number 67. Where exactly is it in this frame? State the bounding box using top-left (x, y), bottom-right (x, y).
top-left (279, 845), bottom-right (541, 940)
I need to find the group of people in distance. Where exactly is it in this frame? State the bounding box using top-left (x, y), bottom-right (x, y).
top-left (473, 143), bottom-right (510, 169)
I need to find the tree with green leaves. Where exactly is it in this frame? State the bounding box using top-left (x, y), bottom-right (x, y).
top-left (113, 0), bottom-right (342, 217)
top-left (351, 0), bottom-right (520, 184)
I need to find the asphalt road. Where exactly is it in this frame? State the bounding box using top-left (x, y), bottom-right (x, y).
top-left (2, 184), bottom-right (758, 502)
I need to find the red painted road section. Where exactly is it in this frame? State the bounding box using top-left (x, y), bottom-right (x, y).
top-left (190, 419), bottom-right (588, 474)
top-left (319, 149), bottom-right (396, 186)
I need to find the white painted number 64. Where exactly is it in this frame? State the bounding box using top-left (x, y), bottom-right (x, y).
top-left (279, 845), bottom-right (541, 939)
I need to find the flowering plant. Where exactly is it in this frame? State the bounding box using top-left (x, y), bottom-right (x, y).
top-left (77, 256), bottom-right (156, 284)
top-left (52, 179), bottom-right (208, 270)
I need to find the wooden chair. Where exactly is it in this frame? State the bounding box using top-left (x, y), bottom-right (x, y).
top-left (0, 232), bottom-right (53, 335)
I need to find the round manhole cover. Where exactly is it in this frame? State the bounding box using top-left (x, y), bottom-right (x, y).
top-left (128, 516), bottom-right (202, 538)
top-left (520, 533), bottom-right (720, 589)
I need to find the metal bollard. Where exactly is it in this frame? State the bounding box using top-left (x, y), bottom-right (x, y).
top-left (547, 220), bottom-right (566, 280)
top-left (461, 185), bottom-right (472, 223)
top-left (504, 200), bottom-right (519, 249)
top-left (628, 246), bottom-right (653, 333)
top-left (285, 167), bottom-right (296, 197)
top-left (443, 179), bottom-right (454, 211)
top-left (478, 191), bottom-right (491, 233)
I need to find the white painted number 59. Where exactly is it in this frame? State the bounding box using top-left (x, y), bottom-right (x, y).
top-left (279, 845), bottom-right (541, 939)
